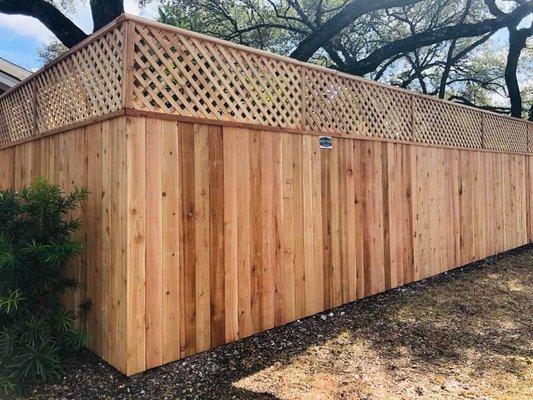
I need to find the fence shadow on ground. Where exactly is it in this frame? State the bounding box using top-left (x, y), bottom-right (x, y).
top-left (21, 245), bottom-right (532, 400)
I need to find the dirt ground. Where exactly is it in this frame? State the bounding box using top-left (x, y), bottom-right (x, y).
top-left (18, 245), bottom-right (533, 400)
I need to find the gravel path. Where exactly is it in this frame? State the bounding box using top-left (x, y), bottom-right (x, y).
top-left (16, 245), bottom-right (533, 399)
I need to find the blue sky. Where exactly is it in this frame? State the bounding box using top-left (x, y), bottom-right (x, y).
top-left (0, 0), bottom-right (158, 71)
top-left (0, 27), bottom-right (41, 70)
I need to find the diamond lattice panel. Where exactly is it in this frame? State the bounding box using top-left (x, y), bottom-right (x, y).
top-left (305, 69), bottom-right (413, 140)
top-left (131, 24), bottom-right (302, 128)
top-left (414, 97), bottom-right (483, 149)
top-left (483, 113), bottom-right (528, 153)
top-left (0, 81), bottom-right (35, 147)
top-left (34, 26), bottom-right (124, 133)
top-left (529, 124), bottom-right (533, 153)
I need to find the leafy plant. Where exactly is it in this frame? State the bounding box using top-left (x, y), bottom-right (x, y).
top-left (0, 178), bottom-right (88, 394)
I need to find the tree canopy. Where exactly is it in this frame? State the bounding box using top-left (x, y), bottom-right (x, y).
top-left (159, 0), bottom-right (533, 118)
top-left (1, 0), bottom-right (532, 119)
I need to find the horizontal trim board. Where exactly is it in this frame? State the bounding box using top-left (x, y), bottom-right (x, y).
top-left (125, 108), bottom-right (531, 156)
top-left (1, 107), bottom-right (530, 157)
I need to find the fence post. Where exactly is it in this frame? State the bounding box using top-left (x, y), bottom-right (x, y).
top-left (300, 67), bottom-right (306, 131)
top-left (122, 19), bottom-right (135, 110)
top-left (410, 93), bottom-right (415, 141)
top-left (481, 113), bottom-right (485, 150)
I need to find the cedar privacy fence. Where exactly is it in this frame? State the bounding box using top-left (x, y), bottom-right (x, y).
top-left (1, 14), bottom-right (533, 375)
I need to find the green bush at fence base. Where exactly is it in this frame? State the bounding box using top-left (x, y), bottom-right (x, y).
top-left (0, 178), bottom-right (89, 394)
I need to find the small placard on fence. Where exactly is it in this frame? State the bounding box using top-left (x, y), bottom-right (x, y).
top-left (319, 136), bottom-right (333, 149)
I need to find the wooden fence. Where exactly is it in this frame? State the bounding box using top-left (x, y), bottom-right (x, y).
top-left (0, 15), bottom-right (532, 376)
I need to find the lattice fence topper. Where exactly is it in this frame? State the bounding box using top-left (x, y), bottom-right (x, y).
top-left (35, 26), bottom-right (124, 133)
top-left (129, 18), bottom-right (531, 153)
top-left (413, 96), bottom-right (484, 149)
top-left (0, 80), bottom-right (35, 147)
top-left (0, 22), bottom-right (124, 148)
top-left (305, 69), bottom-right (413, 140)
top-left (0, 14), bottom-right (532, 153)
top-left (131, 23), bottom-right (303, 128)
top-left (483, 114), bottom-right (528, 153)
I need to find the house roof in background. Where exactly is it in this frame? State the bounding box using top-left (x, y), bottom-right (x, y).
top-left (0, 57), bottom-right (31, 81)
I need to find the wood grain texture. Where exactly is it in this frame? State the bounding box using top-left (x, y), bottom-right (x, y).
top-left (0, 116), bottom-right (131, 372)
top-left (131, 118), bottom-right (532, 375)
top-left (1, 115), bottom-right (531, 376)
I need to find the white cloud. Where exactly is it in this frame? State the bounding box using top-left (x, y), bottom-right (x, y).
top-left (517, 13), bottom-right (533, 30)
top-left (125, 0), bottom-right (160, 18)
top-left (0, 14), bottom-right (54, 43)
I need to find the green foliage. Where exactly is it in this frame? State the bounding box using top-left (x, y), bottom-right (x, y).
top-left (38, 39), bottom-right (68, 66)
top-left (0, 178), bottom-right (88, 394)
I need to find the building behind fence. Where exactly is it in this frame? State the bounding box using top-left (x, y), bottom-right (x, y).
top-left (0, 15), bottom-right (532, 375)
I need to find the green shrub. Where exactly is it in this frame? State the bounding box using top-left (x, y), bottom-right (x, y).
top-left (0, 178), bottom-right (89, 394)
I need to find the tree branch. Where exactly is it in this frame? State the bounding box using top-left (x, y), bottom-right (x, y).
top-left (90, 0), bottom-right (123, 31)
top-left (345, 0), bottom-right (533, 75)
top-left (449, 95), bottom-right (511, 114)
top-left (289, 0), bottom-right (425, 61)
top-left (0, 0), bottom-right (88, 47)
top-left (438, 0), bottom-right (474, 98)
top-left (225, 23), bottom-right (308, 41)
top-left (483, 0), bottom-right (504, 17)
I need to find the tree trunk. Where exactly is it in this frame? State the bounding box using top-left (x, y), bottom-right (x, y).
top-left (90, 0), bottom-right (124, 31)
top-left (505, 26), bottom-right (529, 118)
top-left (438, 40), bottom-right (457, 99)
top-left (0, 0), bottom-right (88, 47)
